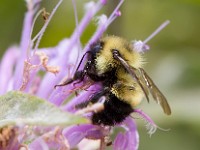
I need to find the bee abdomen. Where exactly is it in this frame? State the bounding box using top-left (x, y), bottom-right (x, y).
top-left (92, 93), bottom-right (133, 126)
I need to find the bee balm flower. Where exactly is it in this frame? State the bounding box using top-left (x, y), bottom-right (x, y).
top-left (0, 0), bottom-right (167, 149)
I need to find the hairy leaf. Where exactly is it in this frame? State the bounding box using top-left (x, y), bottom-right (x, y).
top-left (0, 91), bottom-right (87, 128)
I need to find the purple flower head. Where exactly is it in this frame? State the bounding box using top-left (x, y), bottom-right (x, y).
top-left (0, 0), bottom-right (170, 149)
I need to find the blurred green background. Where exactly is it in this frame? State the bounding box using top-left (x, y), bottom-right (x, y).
top-left (0, 0), bottom-right (200, 149)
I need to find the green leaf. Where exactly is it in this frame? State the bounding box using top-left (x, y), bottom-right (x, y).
top-left (0, 91), bottom-right (87, 128)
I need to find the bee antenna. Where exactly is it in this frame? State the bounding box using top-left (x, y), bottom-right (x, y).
top-left (75, 51), bottom-right (91, 73)
top-left (143, 20), bottom-right (170, 44)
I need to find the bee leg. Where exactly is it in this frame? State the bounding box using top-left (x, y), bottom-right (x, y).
top-left (54, 70), bottom-right (85, 88)
top-left (75, 88), bottom-right (109, 109)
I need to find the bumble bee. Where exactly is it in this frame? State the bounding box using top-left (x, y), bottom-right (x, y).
top-left (55, 36), bottom-right (171, 126)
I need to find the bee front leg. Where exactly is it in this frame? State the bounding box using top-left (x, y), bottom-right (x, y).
top-left (54, 70), bottom-right (85, 88)
top-left (75, 88), bottom-right (109, 109)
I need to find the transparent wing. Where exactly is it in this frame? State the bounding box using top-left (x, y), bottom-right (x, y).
top-left (139, 68), bottom-right (171, 115)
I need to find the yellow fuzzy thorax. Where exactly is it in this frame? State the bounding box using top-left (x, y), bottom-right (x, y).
top-left (95, 36), bottom-right (144, 75)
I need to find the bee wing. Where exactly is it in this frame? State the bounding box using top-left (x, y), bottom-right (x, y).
top-left (113, 50), bottom-right (171, 115)
top-left (133, 69), bottom-right (150, 99)
top-left (113, 51), bottom-right (150, 102)
top-left (139, 68), bottom-right (171, 115)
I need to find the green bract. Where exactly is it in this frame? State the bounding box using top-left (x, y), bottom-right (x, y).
top-left (0, 91), bottom-right (87, 128)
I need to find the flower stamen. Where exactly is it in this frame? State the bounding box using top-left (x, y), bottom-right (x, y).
top-left (32, 0), bottom-right (63, 57)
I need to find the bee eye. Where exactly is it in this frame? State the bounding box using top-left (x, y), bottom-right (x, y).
top-left (91, 42), bottom-right (103, 55)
